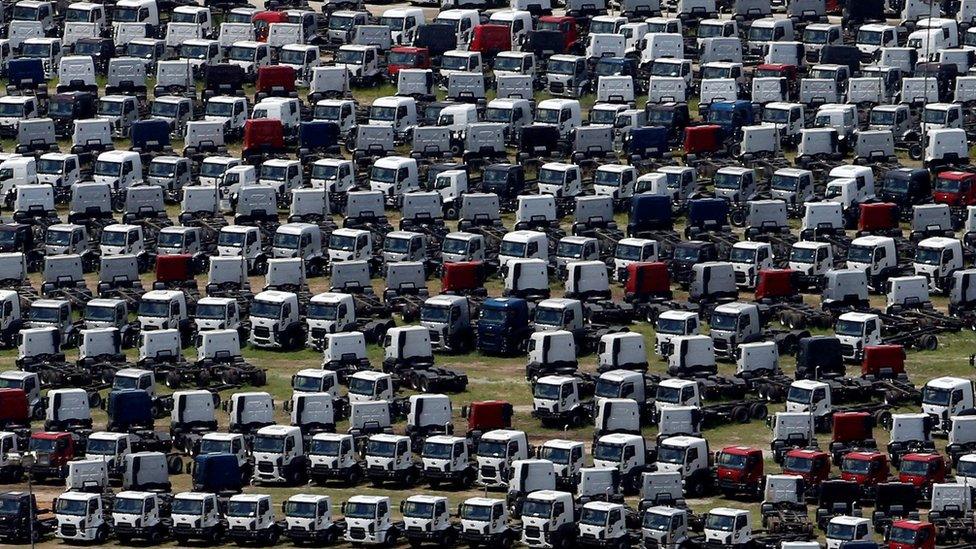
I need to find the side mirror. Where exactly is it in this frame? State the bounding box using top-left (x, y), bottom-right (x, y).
top-left (340, 502), bottom-right (347, 515)
top-left (399, 500), bottom-right (405, 513)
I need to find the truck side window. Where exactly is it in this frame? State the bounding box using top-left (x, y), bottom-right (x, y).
top-left (146, 498), bottom-right (155, 512)
top-left (507, 441), bottom-right (518, 456)
top-left (436, 501), bottom-right (447, 516)
top-left (813, 388), bottom-right (826, 402)
top-left (953, 390), bottom-right (964, 404)
top-left (170, 302), bottom-right (180, 316)
top-left (560, 383), bottom-right (573, 398)
top-left (553, 502), bottom-right (565, 516)
top-left (621, 382), bottom-right (635, 398)
top-left (454, 442), bottom-right (464, 458)
top-left (687, 447), bottom-right (698, 463)
top-left (735, 515), bottom-right (747, 529)
top-left (493, 505), bottom-right (503, 520)
top-left (527, 241), bottom-right (538, 256)
top-left (259, 499), bottom-right (269, 515)
top-left (623, 445), bottom-right (635, 460)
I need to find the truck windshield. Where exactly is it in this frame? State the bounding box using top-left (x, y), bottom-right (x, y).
top-left (533, 383), bottom-right (561, 399)
top-left (593, 442), bottom-right (623, 461)
top-left (710, 312), bottom-right (738, 330)
top-left (581, 508), bottom-right (609, 526)
top-left (808, 68), bottom-right (836, 79)
top-left (846, 245), bottom-right (874, 263)
top-left (749, 26), bottom-right (774, 41)
top-left (97, 99), bottom-right (123, 117)
top-left (181, 44), bottom-right (211, 60)
top-left (229, 47), bottom-right (256, 61)
top-left (651, 62), bottom-right (681, 77)
top-left (787, 386), bottom-right (813, 404)
top-left (114, 497), bottom-right (145, 514)
top-left (595, 379), bottom-right (622, 399)
top-left (790, 247), bottom-right (816, 263)
top-left (149, 162), bottom-right (176, 177)
top-left (485, 107), bottom-right (512, 123)
top-left (656, 385), bottom-right (681, 403)
top-left (656, 318), bottom-right (686, 335)
top-left (499, 240), bottom-right (527, 257)
top-left (371, 166), bottom-right (397, 183)
top-left (370, 106), bottom-right (396, 121)
top-left (826, 522), bottom-right (856, 539)
top-left (713, 172), bottom-right (742, 190)
top-left (49, 98), bottom-right (76, 117)
top-left (285, 501), bottom-right (317, 518)
top-left (329, 234), bottom-right (357, 251)
top-left (253, 435), bottom-right (285, 453)
top-left (151, 102), bottom-right (180, 117)
top-left (537, 107), bottom-right (564, 124)
top-left (402, 501), bottom-right (434, 518)
top-left (86, 437), bottom-right (116, 454)
top-left (420, 305), bottom-right (450, 323)
top-left (56, 498), bottom-right (88, 516)
top-left (384, 237), bottom-right (411, 253)
top-left (206, 101), bottom-right (235, 117)
top-left (441, 55), bottom-right (469, 71)
top-left (888, 526), bottom-right (919, 544)
top-left (958, 459), bottom-right (976, 476)
top-left (539, 446), bottom-right (570, 464)
top-left (590, 109), bottom-right (617, 124)
top-left (717, 452), bottom-right (747, 469)
top-left (615, 243), bottom-right (643, 261)
top-left (842, 457), bottom-right (872, 474)
top-left (310, 438), bottom-right (340, 455)
top-left (477, 440), bottom-right (507, 458)
top-left (656, 445), bottom-right (685, 464)
top-left (113, 6), bottom-right (141, 21)
top-left (250, 301), bottom-right (282, 319)
top-left (335, 49), bottom-right (364, 64)
top-left (21, 43), bottom-right (52, 57)
top-left (534, 307), bottom-right (563, 326)
top-left (548, 59), bottom-right (576, 74)
top-left (901, 459), bottom-right (932, 474)
top-left (227, 501), bottom-right (257, 517)
top-left (461, 504), bottom-right (491, 521)
top-left (0, 103), bottom-right (25, 117)
top-left (219, 231), bottom-right (246, 246)
top-left (329, 15), bottom-right (356, 30)
top-left (344, 502), bottom-right (376, 518)
top-left (706, 514), bottom-right (736, 531)
top-left (28, 307), bottom-right (59, 322)
top-left (293, 374), bottom-right (323, 392)
top-left (85, 305), bottom-right (116, 323)
top-left (37, 158), bottom-right (65, 175)
top-left (29, 437), bottom-right (57, 452)
top-left (936, 177), bottom-right (963, 193)
top-left (643, 512), bottom-right (673, 530)
top-left (388, 51), bottom-right (419, 66)
top-left (199, 439), bottom-right (231, 454)
top-left (915, 247), bottom-right (942, 265)
top-left (347, 377), bottom-right (375, 396)
top-left (102, 230), bottom-right (128, 246)
top-left (367, 439), bottom-right (397, 456)
top-left (494, 56), bottom-right (522, 71)
top-left (274, 232), bottom-right (300, 249)
top-left (835, 319), bottom-right (864, 336)
top-left (521, 500), bottom-right (552, 518)
top-left (595, 170), bottom-right (622, 186)
top-left (698, 24), bottom-right (725, 38)
top-left (729, 247), bottom-right (756, 263)
top-left (783, 455), bottom-right (813, 472)
top-left (114, 376), bottom-right (140, 390)
top-left (279, 49), bottom-right (306, 65)
top-left (770, 174), bottom-right (798, 190)
top-left (308, 303), bottom-right (338, 320)
top-left (421, 441), bottom-right (452, 459)
top-left (0, 497), bottom-right (21, 514)
top-left (262, 165), bottom-right (288, 181)
top-left (138, 300), bottom-right (170, 317)
top-left (923, 109), bottom-right (947, 124)
top-left (311, 163), bottom-right (338, 180)
top-left (94, 161), bottom-right (123, 177)
top-left (44, 229), bottom-right (71, 246)
top-left (803, 29), bottom-right (830, 43)
top-left (646, 109), bottom-right (674, 126)
top-left (590, 21), bottom-right (616, 34)
top-left (557, 241), bottom-right (584, 259)
top-left (480, 307), bottom-right (509, 323)
top-left (857, 29), bottom-right (883, 45)
top-left (157, 232), bottom-right (184, 248)
top-left (922, 386), bottom-right (952, 405)
top-left (869, 109), bottom-right (894, 125)
top-left (379, 16), bottom-right (404, 30)
top-left (762, 108), bottom-right (789, 124)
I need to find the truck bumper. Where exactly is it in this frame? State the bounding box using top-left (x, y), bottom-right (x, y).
top-left (113, 524), bottom-right (156, 538)
top-left (423, 467), bottom-right (465, 480)
top-left (285, 526), bottom-right (336, 542)
top-left (310, 464), bottom-right (353, 480)
top-left (172, 525), bottom-right (217, 539)
top-left (717, 479), bottom-right (750, 492)
top-left (366, 466), bottom-right (406, 480)
top-left (228, 527), bottom-right (272, 540)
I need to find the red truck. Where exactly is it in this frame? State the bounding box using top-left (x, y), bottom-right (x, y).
top-left (829, 412), bottom-right (877, 464)
top-left (782, 448), bottom-right (832, 495)
top-left (0, 388), bottom-right (29, 431)
top-left (441, 261), bottom-right (487, 297)
top-left (754, 63), bottom-right (799, 100)
top-left (28, 432), bottom-right (77, 481)
top-left (387, 46), bottom-right (431, 78)
top-left (536, 16), bottom-right (579, 53)
top-left (857, 202), bottom-right (900, 236)
top-left (862, 344), bottom-right (907, 379)
top-left (933, 170), bottom-right (976, 207)
top-left (840, 451), bottom-right (889, 499)
top-left (461, 400), bottom-right (513, 441)
top-left (469, 24), bottom-right (511, 59)
top-left (253, 11), bottom-right (288, 42)
top-left (887, 520), bottom-right (937, 549)
top-left (715, 446), bottom-right (764, 498)
top-left (898, 453), bottom-right (947, 498)
top-left (683, 125), bottom-right (725, 159)
top-left (623, 262), bottom-right (673, 303)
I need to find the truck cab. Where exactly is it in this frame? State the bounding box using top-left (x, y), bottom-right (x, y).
top-left (476, 429), bottom-right (529, 488)
top-left (520, 490), bottom-right (577, 548)
top-left (342, 495), bottom-right (398, 546)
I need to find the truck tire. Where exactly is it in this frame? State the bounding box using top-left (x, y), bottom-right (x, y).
top-left (732, 406), bottom-right (749, 423)
top-left (95, 525), bottom-right (108, 543)
top-left (749, 403), bottom-right (768, 420)
top-left (165, 371), bottom-right (182, 389)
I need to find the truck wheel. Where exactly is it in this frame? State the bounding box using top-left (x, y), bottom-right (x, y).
top-left (95, 525), bottom-right (108, 543)
top-left (251, 369), bottom-right (267, 386)
top-left (384, 531), bottom-right (397, 547)
top-left (918, 334), bottom-right (938, 351)
top-left (168, 455), bottom-right (184, 474)
top-left (687, 477), bottom-right (705, 498)
top-left (732, 406), bottom-right (750, 423)
top-left (417, 375), bottom-right (430, 392)
top-left (347, 467), bottom-right (363, 486)
top-left (749, 403), bottom-right (768, 420)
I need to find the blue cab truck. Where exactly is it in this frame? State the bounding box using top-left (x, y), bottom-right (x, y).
top-left (476, 297), bottom-right (532, 356)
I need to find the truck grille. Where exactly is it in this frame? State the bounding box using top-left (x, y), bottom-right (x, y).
top-left (525, 526), bottom-right (541, 539)
top-left (840, 343), bottom-right (854, 356)
top-left (713, 339), bottom-right (728, 351)
top-left (549, 82), bottom-right (564, 94)
top-left (349, 527), bottom-right (366, 540)
top-left (253, 326), bottom-right (270, 338)
top-left (258, 461), bottom-right (274, 473)
top-left (735, 271), bottom-right (746, 283)
top-left (480, 465), bottom-right (496, 478)
top-left (310, 328), bottom-right (326, 339)
top-left (60, 524), bottom-right (77, 537)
